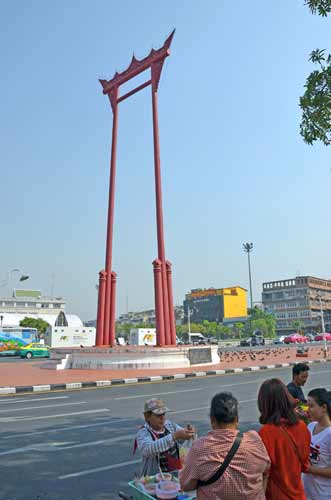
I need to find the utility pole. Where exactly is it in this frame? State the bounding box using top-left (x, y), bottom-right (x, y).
top-left (317, 294), bottom-right (327, 358)
top-left (243, 243), bottom-right (254, 310)
top-left (187, 307), bottom-right (191, 344)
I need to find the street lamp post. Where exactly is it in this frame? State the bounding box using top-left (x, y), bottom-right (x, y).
top-left (0, 269), bottom-right (30, 288)
top-left (243, 243), bottom-right (254, 310)
top-left (317, 294), bottom-right (328, 358)
top-left (187, 307), bottom-right (191, 344)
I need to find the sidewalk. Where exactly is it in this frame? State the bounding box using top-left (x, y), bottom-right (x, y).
top-left (0, 345), bottom-right (330, 395)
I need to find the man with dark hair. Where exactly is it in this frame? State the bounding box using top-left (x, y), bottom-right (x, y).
top-left (180, 392), bottom-right (270, 499)
top-left (287, 363), bottom-right (310, 403)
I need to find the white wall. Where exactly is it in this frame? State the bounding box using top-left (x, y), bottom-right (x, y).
top-left (45, 326), bottom-right (95, 348)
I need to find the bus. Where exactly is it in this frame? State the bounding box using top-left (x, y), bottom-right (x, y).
top-left (0, 326), bottom-right (38, 356)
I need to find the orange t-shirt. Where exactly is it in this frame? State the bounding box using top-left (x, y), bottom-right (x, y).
top-left (259, 420), bottom-right (311, 500)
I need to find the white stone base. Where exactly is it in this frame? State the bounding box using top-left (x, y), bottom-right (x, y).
top-left (42, 346), bottom-right (219, 370)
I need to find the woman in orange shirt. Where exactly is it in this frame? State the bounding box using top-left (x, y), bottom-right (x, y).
top-left (258, 378), bottom-right (311, 500)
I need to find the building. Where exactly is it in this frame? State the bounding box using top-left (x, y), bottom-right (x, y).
top-left (262, 276), bottom-right (331, 334)
top-left (0, 289), bottom-right (82, 328)
top-left (183, 287), bottom-right (248, 324)
top-left (116, 306), bottom-right (184, 326)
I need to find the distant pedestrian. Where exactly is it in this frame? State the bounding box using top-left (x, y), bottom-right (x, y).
top-left (302, 388), bottom-right (331, 499)
top-left (180, 392), bottom-right (270, 500)
top-left (258, 378), bottom-right (310, 500)
top-left (134, 398), bottom-right (194, 476)
top-left (287, 363), bottom-right (310, 403)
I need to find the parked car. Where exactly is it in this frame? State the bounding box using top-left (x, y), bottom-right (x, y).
top-left (205, 336), bottom-right (218, 345)
top-left (306, 333), bottom-right (316, 342)
top-left (273, 335), bottom-right (286, 344)
top-left (284, 334), bottom-right (308, 344)
top-left (19, 343), bottom-right (50, 359)
top-left (240, 337), bottom-right (253, 347)
top-left (314, 333), bottom-right (331, 342)
top-left (240, 334), bottom-right (265, 347)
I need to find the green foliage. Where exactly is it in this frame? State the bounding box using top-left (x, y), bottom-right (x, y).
top-left (305, 0), bottom-right (331, 16)
top-left (246, 307), bottom-right (277, 338)
top-left (19, 317), bottom-right (50, 335)
top-left (291, 319), bottom-right (305, 334)
top-left (300, 49), bottom-right (331, 145)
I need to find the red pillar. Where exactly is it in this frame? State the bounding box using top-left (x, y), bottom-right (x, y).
top-left (153, 259), bottom-right (165, 346)
top-left (151, 87), bottom-right (171, 344)
top-left (109, 271), bottom-right (117, 346)
top-left (166, 261), bottom-right (177, 345)
top-left (103, 89), bottom-right (119, 346)
top-left (96, 270), bottom-right (107, 346)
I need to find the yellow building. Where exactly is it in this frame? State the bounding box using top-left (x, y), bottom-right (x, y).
top-left (184, 286), bottom-right (247, 324)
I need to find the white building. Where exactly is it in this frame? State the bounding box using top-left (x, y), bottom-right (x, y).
top-left (0, 289), bottom-right (82, 328)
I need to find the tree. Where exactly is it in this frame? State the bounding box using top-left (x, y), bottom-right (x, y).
top-left (300, 1), bottom-right (331, 145)
top-left (246, 307), bottom-right (277, 338)
top-left (291, 320), bottom-right (305, 334)
top-left (19, 317), bottom-right (50, 337)
top-left (300, 49), bottom-right (331, 145)
top-left (305, 0), bottom-right (331, 16)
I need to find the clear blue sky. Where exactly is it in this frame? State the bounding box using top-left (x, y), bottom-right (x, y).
top-left (1, 1), bottom-right (331, 321)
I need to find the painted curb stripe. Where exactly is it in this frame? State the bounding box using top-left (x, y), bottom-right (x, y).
top-left (1, 358), bottom-right (331, 395)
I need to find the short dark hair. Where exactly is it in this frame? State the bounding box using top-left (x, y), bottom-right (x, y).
top-left (210, 392), bottom-right (238, 424)
top-left (258, 378), bottom-right (298, 426)
top-left (308, 388), bottom-right (331, 418)
top-left (292, 363), bottom-right (310, 377)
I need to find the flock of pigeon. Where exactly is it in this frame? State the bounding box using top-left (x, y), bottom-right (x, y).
top-left (217, 346), bottom-right (326, 366)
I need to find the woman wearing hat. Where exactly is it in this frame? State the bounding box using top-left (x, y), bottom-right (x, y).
top-left (135, 398), bottom-right (195, 476)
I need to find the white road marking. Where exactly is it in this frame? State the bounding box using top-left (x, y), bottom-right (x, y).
top-left (59, 459), bottom-right (141, 479)
top-left (113, 379), bottom-right (263, 401)
top-left (114, 387), bottom-right (204, 400)
top-left (0, 434), bottom-right (134, 456)
top-left (0, 401), bottom-right (86, 414)
top-left (170, 398), bottom-right (257, 416)
top-left (0, 396), bottom-right (68, 405)
top-left (2, 417), bottom-right (135, 440)
top-left (0, 408), bottom-right (110, 422)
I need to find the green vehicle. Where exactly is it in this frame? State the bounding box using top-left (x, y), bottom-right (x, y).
top-left (19, 343), bottom-right (50, 359)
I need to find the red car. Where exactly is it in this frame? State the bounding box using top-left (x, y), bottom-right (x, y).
top-left (315, 333), bottom-right (331, 341)
top-left (284, 334), bottom-right (308, 344)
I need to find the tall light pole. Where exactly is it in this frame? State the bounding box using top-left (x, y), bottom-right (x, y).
top-left (243, 243), bottom-right (254, 310)
top-left (0, 269), bottom-right (30, 288)
top-left (187, 307), bottom-right (191, 344)
top-left (317, 293), bottom-right (327, 358)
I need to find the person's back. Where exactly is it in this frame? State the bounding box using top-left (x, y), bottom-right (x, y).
top-left (180, 428), bottom-right (269, 500)
top-left (259, 420), bottom-right (310, 500)
top-left (258, 378), bottom-right (311, 500)
top-left (180, 392), bottom-right (270, 500)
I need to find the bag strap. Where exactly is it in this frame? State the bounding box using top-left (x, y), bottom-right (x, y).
top-left (197, 432), bottom-right (242, 488)
top-left (279, 425), bottom-right (302, 465)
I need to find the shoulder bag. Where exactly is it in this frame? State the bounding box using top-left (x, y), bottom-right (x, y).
top-left (197, 432), bottom-right (242, 488)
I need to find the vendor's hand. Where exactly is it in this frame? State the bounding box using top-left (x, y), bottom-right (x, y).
top-left (173, 428), bottom-right (195, 441)
top-left (186, 424), bottom-right (196, 435)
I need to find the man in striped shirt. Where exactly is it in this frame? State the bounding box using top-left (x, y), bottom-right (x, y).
top-left (180, 392), bottom-right (270, 500)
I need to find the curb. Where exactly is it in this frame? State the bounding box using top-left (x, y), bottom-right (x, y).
top-left (1, 358), bottom-right (330, 395)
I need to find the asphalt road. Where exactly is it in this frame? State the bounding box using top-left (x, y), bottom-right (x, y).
top-left (0, 364), bottom-right (331, 500)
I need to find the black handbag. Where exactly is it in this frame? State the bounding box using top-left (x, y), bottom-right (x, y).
top-left (197, 432), bottom-right (242, 488)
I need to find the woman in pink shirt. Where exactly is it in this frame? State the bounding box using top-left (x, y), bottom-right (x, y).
top-left (180, 392), bottom-right (270, 500)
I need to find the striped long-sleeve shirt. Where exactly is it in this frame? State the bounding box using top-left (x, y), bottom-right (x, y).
top-left (136, 420), bottom-right (183, 476)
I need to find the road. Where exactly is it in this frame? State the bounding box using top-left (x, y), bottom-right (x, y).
top-left (0, 363), bottom-right (330, 500)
